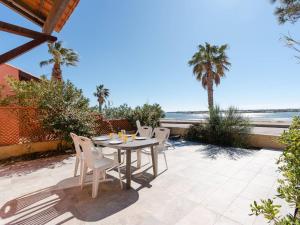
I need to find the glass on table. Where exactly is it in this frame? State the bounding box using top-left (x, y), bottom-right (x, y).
top-left (132, 134), bottom-right (136, 140)
top-left (109, 133), bottom-right (114, 139)
top-left (118, 132), bottom-right (122, 139)
top-left (123, 135), bottom-right (128, 143)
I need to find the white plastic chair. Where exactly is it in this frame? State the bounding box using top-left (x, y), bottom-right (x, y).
top-left (136, 120), bottom-right (142, 131)
top-left (70, 133), bottom-right (83, 181)
top-left (135, 126), bottom-right (153, 168)
top-left (136, 125), bottom-right (153, 137)
top-left (79, 136), bottom-right (123, 198)
top-left (139, 127), bottom-right (170, 170)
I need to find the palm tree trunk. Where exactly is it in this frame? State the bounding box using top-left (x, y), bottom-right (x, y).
top-left (207, 76), bottom-right (214, 111)
top-left (98, 103), bottom-right (102, 112)
top-left (52, 63), bottom-right (62, 81)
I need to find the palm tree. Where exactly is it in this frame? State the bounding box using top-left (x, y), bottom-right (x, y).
top-left (40, 41), bottom-right (79, 81)
top-left (188, 42), bottom-right (231, 111)
top-left (94, 85), bottom-right (110, 112)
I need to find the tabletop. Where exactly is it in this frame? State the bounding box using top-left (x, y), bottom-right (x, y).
top-left (93, 136), bottom-right (159, 150)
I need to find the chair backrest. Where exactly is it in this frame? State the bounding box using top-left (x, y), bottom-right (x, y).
top-left (79, 136), bottom-right (104, 168)
top-left (153, 127), bottom-right (170, 145)
top-left (137, 126), bottom-right (153, 138)
top-left (136, 120), bottom-right (142, 131)
top-left (70, 133), bottom-right (82, 158)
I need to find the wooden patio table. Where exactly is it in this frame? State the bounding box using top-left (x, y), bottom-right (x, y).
top-left (93, 136), bottom-right (159, 189)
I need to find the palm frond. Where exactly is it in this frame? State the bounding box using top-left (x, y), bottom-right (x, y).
top-left (188, 42), bottom-right (231, 88)
top-left (40, 60), bottom-right (52, 67)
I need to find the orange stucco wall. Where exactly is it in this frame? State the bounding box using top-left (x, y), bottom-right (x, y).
top-left (0, 64), bottom-right (19, 97)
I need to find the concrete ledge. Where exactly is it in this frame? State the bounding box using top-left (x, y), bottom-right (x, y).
top-left (162, 124), bottom-right (285, 150)
top-left (160, 119), bottom-right (291, 128)
top-left (246, 133), bottom-right (284, 150)
top-left (0, 140), bottom-right (70, 160)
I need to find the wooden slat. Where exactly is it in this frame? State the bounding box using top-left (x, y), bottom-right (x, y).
top-left (0, 0), bottom-right (79, 33)
top-left (0, 0), bottom-right (46, 26)
top-left (42, 0), bottom-right (72, 34)
top-left (0, 37), bottom-right (48, 64)
top-left (0, 21), bottom-right (56, 42)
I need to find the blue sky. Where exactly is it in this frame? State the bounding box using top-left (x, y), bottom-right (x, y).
top-left (1, 0), bottom-right (300, 111)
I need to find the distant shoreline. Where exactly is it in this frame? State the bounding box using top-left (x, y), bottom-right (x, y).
top-left (167, 109), bottom-right (300, 114)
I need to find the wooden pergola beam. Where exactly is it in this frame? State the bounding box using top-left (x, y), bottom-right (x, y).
top-left (0, 38), bottom-right (47, 64)
top-left (0, 21), bottom-right (57, 65)
top-left (0, 21), bottom-right (56, 42)
top-left (0, 0), bottom-right (45, 27)
top-left (42, 0), bottom-right (72, 34)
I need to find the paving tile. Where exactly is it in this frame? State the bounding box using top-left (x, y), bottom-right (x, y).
top-left (251, 173), bottom-right (277, 187)
top-left (175, 205), bottom-right (220, 225)
top-left (216, 178), bottom-right (249, 195)
top-left (183, 181), bottom-right (218, 204)
top-left (223, 196), bottom-right (257, 225)
top-left (202, 189), bottom-right (239, 214)
top-left (148, 195), bottom-right (200, 225)
top-left (214, 216), bottom-right (242, 225)
top-left (233, 170), bottom-right (258, 182)
top-left (0, 144), bottom-right (281, 225)
top-left (240, 183), bottom-right (271, 200)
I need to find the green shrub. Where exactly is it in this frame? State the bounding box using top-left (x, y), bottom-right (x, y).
top-left (103, 104), bottom-right (134, 121)
top-left (185, 106), bottom-right (250, 147)
top-left (250, 117), bottom-right (300, 224)
top-left (5, 78), bottom-right (96, 142)
top-left (132, 103), bottom-right (165, 128)
top-left (103, 103), bottom-right (165, 128)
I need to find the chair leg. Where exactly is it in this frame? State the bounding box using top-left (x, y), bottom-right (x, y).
top-left (92, 169), bottom-right (100, 198)
top-left (122, 150), bottom-right (126, 164)
top-left (74, 157), bottom-right (79, 177)
top-left (155, 149), bottom-right (158, 172)
top-left (117, 165), bottom-right (123, 189)
top-left (78, 159), bottom-right (83, 184)
top-left (137, 150), bottom-right (141, 169)
top-left (163, 151), bottom-right (168, 169)
top-left (81, 163), bottom-right (88, 190)
top-left (147, 153), bottom-right (151, 164)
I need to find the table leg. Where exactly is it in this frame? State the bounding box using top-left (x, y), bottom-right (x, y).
top-left (118, 149), bottom-right (121, 163)
top-left (137, 149), bottom-right (141, 169)
top-left (151, 146), bottom-right (157, 177)
top-left (126, 149), bottom-right (131, 189)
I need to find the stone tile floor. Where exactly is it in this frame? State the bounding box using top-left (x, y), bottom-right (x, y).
top-left (0, 141), bottom-right (291, 225)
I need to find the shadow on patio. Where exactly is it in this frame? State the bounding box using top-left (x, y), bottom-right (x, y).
top-left (0, 154), bottom-right (72, 177)
top-left (0, 175), bottom-right (139, 225)
top-left (196, 144), bottom-right (256, 160)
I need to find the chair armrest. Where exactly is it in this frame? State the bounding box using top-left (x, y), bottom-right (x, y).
top-left (112, 152), bottom-right (118, 164)
top-left (102, 152), bottom-right (116, 156)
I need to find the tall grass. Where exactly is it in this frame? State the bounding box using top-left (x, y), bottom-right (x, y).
top-left (186, 106), bottom-right (250, 147)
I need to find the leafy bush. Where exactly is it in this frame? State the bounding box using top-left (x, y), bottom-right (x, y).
top-left (250, 117), bottom-right (300, 224)
top-left (186, 106), bottom-right (250, 147)
top-left (132, 103), bottom-right (165, 128)
top-left (103, 103), bottom-right (165, 128)
top-left (5, 78), bottom-right (96, 142)
top-left (104, 104), bottom-right (134, 121)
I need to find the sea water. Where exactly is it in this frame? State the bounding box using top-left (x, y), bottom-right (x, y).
top-left (165, 111), bottom-right (300, 122)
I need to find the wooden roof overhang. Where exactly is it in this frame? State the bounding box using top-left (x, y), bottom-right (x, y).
top-left (0, 0), bottom-right (79, 65)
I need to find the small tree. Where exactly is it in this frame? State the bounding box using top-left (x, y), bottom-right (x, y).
top-left (271, 0), bottom-right (300, 24)
top-left (271, 0), bottom-right (300, 61)
top-left (132, 103), bottom-right (165, 128)
top-left (40, 41), bottom-right (79, 81)
top-left (250, 117), bottom-right (300, 224)
top-left (103, 103), bottom-right (165, 128)
top-left (93, 84), bottom-right (110, 112)
top-left (188, 43), bottom-right (231, 111)
top-left (6, 77), bottom-right (95, 142)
